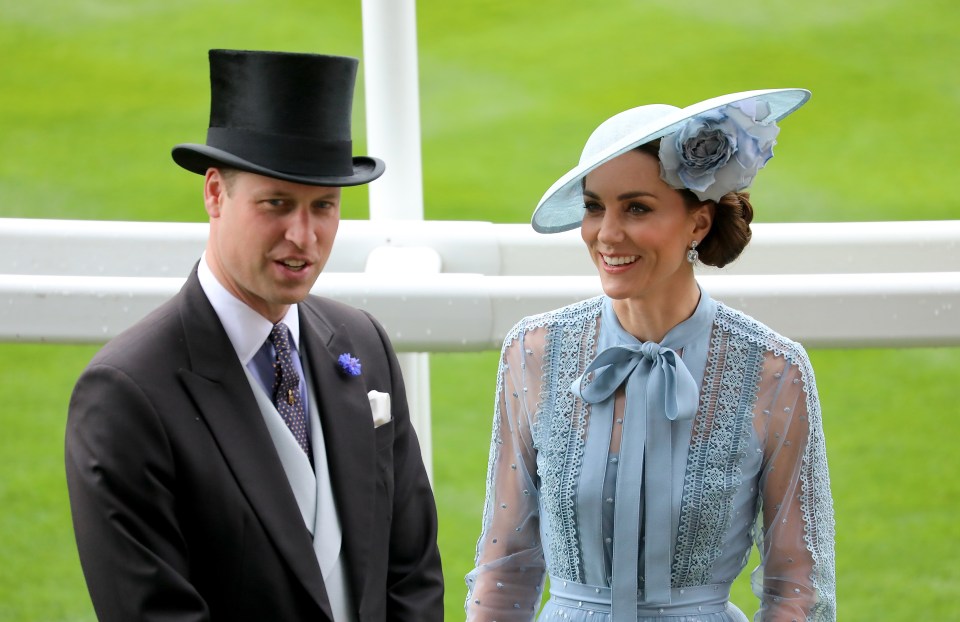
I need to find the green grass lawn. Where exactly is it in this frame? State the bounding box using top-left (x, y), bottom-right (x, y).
top-left (1, 0), bottom-right (958, 620)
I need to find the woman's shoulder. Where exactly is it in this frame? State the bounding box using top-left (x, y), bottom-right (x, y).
top-left (501, 295), bottom-right (605, 349)
top-left (510, 295), bottom-right (604, 332)
top-left (714, 301), bottom-right (810, 365)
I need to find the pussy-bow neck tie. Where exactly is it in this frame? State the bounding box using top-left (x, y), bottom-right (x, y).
top-left (572, 339), bottom-right (699, 615)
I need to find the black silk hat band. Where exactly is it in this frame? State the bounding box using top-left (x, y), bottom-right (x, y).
top-left (205, 128), bottom-right (353, 177)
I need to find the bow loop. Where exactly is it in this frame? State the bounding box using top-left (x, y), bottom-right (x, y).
top-left (570, 344), bottom-right (645, 404)
top-left (570, 343), bottom-right (698, 423)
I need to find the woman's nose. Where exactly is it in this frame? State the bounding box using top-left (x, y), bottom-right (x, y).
top-left (596, 211), bottom-right (623, 245)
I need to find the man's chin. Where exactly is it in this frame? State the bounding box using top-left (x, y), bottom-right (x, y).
top-left (277, 282), bottom-right (318, 303)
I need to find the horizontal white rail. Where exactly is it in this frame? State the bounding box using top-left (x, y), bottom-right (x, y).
top-left (2, 218), bottom-right (958, 277)
top-left (3, 218), bottom-right (958, 349)
top-left (2, 272), bottom-right (958, 349)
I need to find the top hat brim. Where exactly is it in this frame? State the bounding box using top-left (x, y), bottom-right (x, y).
top-left (172, 143), bottom-right (385, 187)
top-left (531, 88), bottom-right (810, 233)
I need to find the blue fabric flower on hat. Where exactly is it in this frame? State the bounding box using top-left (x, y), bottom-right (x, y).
top-left (337, 353), bottom-right (362, 377)
top-left (659, 99), bottom-right (780, 202)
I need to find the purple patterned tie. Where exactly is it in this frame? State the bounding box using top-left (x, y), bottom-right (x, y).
top-left (268, 323), bottom-right (310, 456)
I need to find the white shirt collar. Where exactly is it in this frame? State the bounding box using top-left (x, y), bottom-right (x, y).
top-left (197, 253), bottom-right (301, 365)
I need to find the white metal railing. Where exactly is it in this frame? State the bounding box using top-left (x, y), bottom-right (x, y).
top-left (2, 218), bottom-right (959, 349)
top-left (4, 270), bottom-right (959, 350)
top-left (4, 218), bottom-right (958, 278)
top-left (4, 217), bottom-right (959, 469)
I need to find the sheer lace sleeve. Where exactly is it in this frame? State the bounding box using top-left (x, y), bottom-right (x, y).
top-left (751, 345), bottom-right (836, 621)
top-left (465, 321), bottom-right (547, 622)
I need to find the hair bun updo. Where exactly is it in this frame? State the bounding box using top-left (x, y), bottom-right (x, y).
top-left (697, 191), bottom-right (753, 268)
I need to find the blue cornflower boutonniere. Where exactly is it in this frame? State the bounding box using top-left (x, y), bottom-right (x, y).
top-left (337, 353), bottom-right (362, 377)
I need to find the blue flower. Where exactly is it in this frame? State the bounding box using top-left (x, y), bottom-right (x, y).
top-left (337, 353), bottom-right (362, 377)
top-left (659, 99), bottom-right (780, 202)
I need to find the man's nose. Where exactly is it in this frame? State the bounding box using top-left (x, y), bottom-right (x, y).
top-left (285, 208), bottom-right (317, 248)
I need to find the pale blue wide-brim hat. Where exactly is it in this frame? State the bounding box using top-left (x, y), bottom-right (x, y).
top-left (531, 88), bottom-right (810, 234)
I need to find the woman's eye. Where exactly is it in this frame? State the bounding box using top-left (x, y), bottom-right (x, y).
top-left (583, 201), bottom-right (603, 213)
top-left (627, 203), bottom-right (650, 214)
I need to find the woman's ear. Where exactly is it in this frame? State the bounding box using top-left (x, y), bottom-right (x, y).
top-left (692, 201), bottom-right (715, 239)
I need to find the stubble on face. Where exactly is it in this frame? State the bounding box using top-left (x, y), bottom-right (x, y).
top-left (204, 169), bottom-right (341, 322)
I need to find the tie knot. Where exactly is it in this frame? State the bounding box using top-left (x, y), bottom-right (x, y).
top-left (571, 342), bottom-right (696, 419)
top-left (269, 323), bottom-right (292, 354)
top-left (639, 341), bottom-right (662, 361)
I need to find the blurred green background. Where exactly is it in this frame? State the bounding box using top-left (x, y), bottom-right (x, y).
top-left (1, 0), bottom-right (958, 620)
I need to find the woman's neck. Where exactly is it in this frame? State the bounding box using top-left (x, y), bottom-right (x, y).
top-left (611, 279), bottom-right (701, 344)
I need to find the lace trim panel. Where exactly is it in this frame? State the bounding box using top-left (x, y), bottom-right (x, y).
top-left (528, 297), bottom-right (603, 583)
top-left (714, 303), bottom-right (837, 619)
top-left (673, 316), bottom-right (760, 586)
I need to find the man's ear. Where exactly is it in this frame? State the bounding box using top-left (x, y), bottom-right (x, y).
top-left (203, 168), bottom-right (226, 218)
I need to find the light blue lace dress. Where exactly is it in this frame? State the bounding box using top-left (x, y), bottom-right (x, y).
top-left (465, 289), bottom-right (835, 621)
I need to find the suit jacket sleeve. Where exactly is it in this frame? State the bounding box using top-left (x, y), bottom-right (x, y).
top-left (366, 311), bottom-right (445, 621)
top-left (65, 361), bottom-right (210, 621)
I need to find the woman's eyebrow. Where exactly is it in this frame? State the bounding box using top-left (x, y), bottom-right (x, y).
top-left (582, 189), bottom-right (655, 200)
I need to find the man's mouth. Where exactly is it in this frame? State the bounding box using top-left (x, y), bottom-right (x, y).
top-left (280, 259), bottom-right (308, 271)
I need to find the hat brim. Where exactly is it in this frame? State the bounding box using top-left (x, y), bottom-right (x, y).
top-left (531, 88), bottom-right (811, 233)
top-left (171, 144), bottom-right (385, 187)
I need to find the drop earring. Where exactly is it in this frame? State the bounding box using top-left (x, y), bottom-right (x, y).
top-left (686, 240), bottom-right (699, 264)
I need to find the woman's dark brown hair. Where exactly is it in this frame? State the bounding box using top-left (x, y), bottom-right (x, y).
top-left (637, 140), bottom-right (754, 268)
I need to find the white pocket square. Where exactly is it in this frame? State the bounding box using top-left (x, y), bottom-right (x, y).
top-left (368, 390), bottom-right (392, 428)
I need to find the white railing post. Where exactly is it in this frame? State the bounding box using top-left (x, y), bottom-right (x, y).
top-left (360, 0), bottom-right (433, 476)
top-left (364, 247), bottom-right (441, 481)
top-left (360, 0), bottom-right (424, 220)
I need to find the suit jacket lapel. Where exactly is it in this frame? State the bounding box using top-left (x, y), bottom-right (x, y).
top-left (299, 303), bottom-right (376, 609)
top-left (175, 273), bottom-right (334, 620)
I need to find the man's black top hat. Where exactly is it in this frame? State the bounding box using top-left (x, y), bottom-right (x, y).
top-left (172, 49), bottom-right (384, 187)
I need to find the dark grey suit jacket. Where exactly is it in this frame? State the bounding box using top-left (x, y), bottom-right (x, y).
top-left (65, 270), bottom-right (443, 621)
